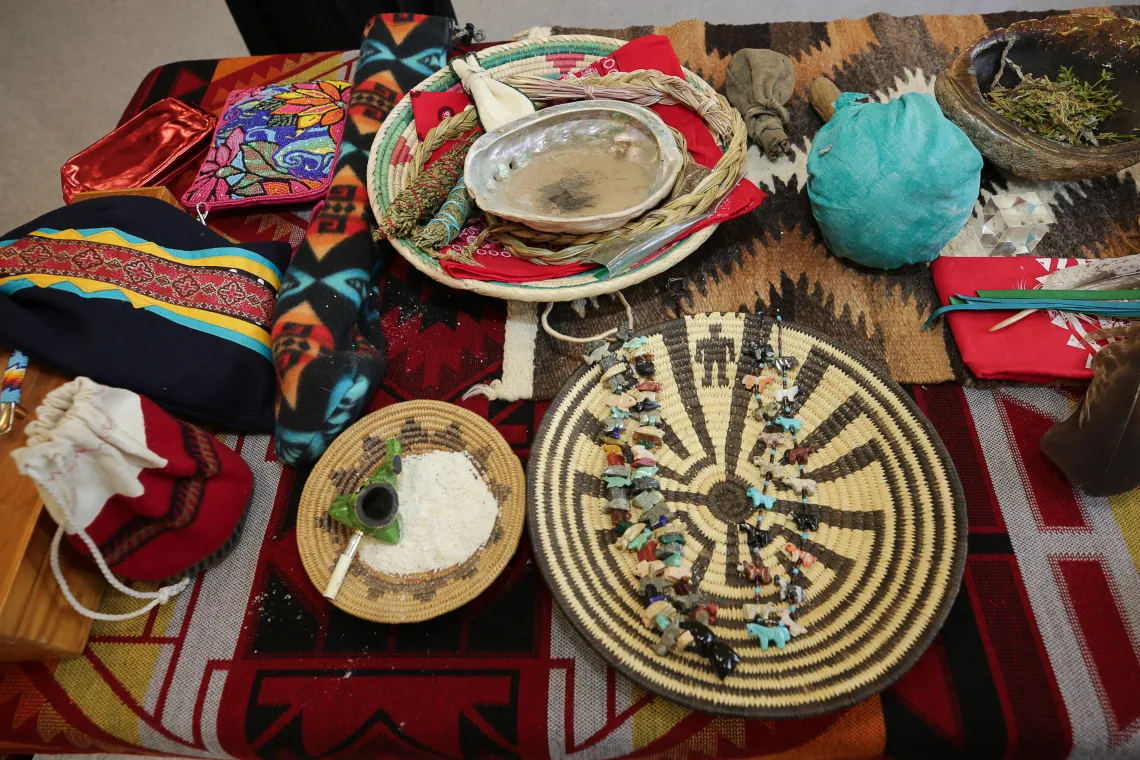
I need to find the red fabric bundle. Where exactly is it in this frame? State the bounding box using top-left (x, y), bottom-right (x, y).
top-left (85, 394), bottom-right (253, 582)
top-left (930, 256), bottom-right (1128, 382)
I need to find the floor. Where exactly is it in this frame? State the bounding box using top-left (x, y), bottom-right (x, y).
top-left (0, 0), bottom-right (1088, 236)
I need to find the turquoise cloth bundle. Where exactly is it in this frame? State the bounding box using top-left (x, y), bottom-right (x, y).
top-left (806, 92), bottom-right (983, 269)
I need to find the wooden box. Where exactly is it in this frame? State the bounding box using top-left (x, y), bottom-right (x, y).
top-left (71, 185), bottom-right (182, 208)
top-left (0, 355), bottom-right (105, 661)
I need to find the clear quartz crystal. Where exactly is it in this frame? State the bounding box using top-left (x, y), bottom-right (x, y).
top-left (973, 192), bottom-right (1056, 256)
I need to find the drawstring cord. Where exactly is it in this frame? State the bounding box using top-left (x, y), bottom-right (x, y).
top-left (50, 523), bottom-right (190, 621)
top-left (463, 292), bottom-right (634, 401)
top-left (540, 291), bottom-right (634, 344)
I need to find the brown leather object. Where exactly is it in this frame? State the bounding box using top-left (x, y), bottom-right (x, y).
top-left (809, 78), bottom-right (841, 124)
top-left (60, 98), bottom-right (216, 204)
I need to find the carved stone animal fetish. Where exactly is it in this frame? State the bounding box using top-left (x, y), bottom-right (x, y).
top-left (743, 602), bottom-right (778, 622)
top-left (759, 432), bottom-right (787, 447)
top-left (746, 486), bottom-right (778, 510)
top-left (779, 609), bottom-right (808, 636)
top-left (753, 459), bottom-right (786, 478)
top-left (747, 622), bottom-right (792, 650)
top-left (743, 374), bottom-right (777, 392)
top-left (774, 386), bottom-right (799, 403)
top-left (780, 476), bottom-right (817, 496)
top-left (738, 560), bottom-right (773, 585)
top-left (773, 416), bottom-right (802, 433)
top-left (783, 445), bottom-right (816, 466)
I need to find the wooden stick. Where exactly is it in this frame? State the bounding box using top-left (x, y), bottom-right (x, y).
top-left (989, 308), bottom-right (1035, 332)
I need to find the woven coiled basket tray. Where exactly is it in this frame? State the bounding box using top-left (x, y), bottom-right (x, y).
top-left (297, 401), bottom-right (526, 623)
top-left (527, 313), bottom-right (967, 717)
top-left (366, 35), bottom-right (721, 302)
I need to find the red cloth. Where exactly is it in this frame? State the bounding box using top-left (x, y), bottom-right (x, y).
top-left (78, 396), bottom-right (253, 581)
top-left (930, 256), bottom-right (1125, 382)
top-left (436, 220), bottom-right (596, 282)
top-left (605, 36), bottom-right (722, 169)
top-left (410, 89), bottom-right (473, 165)
top-left (410, 36), bottom-right (765, 284)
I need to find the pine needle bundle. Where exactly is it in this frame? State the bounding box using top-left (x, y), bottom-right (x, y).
top-left (377, 130), bottom-right (479, 239)
top-left (985, 41), bottom-right (1136, 146)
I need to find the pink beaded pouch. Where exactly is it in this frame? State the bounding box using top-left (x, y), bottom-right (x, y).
top-left (182, 80), bottom-right (350, 213)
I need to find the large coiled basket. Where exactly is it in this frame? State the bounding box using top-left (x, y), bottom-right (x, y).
top-left (527, 313), bottom-right (967, 717)
top-left (366, 35), bottom-right (727, 302)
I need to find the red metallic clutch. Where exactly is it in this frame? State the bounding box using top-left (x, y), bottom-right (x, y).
top-left (61, 98), bottom-right (216, 204)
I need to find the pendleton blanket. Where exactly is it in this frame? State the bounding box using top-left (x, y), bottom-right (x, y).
top-left (2, 9), bottom-right (1140, 760)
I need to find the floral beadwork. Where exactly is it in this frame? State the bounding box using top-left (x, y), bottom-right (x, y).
top-left (183, 80), bottom-right (351, 211)
top-left (585, 328), bottom-right (741, 680)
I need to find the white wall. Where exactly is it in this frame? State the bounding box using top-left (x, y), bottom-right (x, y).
top-left (0, 0), bottom-right (246, 232)
top-left (460, 0), bottom-right (1091, 38)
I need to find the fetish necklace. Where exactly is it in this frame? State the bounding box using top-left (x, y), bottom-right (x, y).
top-left (740, 315), bottom-right (814, 649)
top-left (586, 327), bottom-right (741, 680)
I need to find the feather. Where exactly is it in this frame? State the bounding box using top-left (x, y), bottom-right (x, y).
top-left (1038, 255), bottom-right (1140, 290)
top-left (1080, 274), bottom-right (1140, 291)
top-left (1086, 323), bottom-right (1140, 342)
top-left (991, 255), bottom-right (1140, 332)
top-left (1040, 336), bottom-right (1140, 495)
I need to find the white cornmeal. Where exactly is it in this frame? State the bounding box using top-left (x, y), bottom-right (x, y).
top-left (358, 450), bottom-right (498, 576)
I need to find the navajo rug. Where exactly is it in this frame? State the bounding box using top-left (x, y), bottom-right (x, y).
top-left (1, 9), bottom-right (1139, 760)
top-left (495, 9), bottom-right (1140, 399)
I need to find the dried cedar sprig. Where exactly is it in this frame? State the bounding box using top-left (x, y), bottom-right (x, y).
top-left (985, 41), bottom-right (1136, 146)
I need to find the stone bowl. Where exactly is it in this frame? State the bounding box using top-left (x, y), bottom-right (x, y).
top-left (464, 100), bottom-right (684, 234)
top-left (935, 14), bottom-right (1140, 180)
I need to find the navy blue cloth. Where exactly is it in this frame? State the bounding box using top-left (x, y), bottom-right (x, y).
top-left (0, 196), bottom-right (291, 431)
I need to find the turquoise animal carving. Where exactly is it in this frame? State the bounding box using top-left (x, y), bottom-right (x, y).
top-left (774, 417), bottom-right (802, 433)
top-left (623, 336), bottom-right (649, 351)
top-left (747, 623), bottom-right (793, 650)
top-left (628, 528), bottom-right (653, 551)
top-left (746, 487), bottom-right (777, 510)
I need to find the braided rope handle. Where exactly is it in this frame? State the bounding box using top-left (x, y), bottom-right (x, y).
top-left (392, 69), bottom-right (746, 263)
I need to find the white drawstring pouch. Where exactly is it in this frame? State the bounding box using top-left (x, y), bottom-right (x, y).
top-left (11, 377), bottom-right (251, 620)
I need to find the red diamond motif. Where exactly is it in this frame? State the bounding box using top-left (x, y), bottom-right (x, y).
top-left (72, 246), bottom-right (104, 270)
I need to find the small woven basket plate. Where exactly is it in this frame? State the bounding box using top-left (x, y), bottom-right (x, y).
top-left (528, 313), bottom-right (967, 717)
top-left (298, 401), bottom-right (525, 623)
top-left (366, 35), bottom-right (720, 302)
